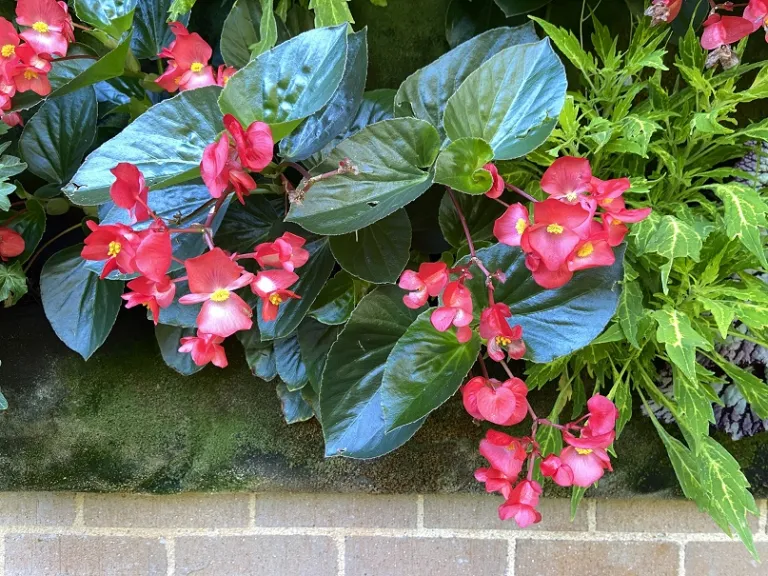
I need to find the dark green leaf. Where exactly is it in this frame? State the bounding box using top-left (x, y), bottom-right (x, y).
top-left (4, 199), bottom-right (46, 264)
top-left (132, 0), bottom-right (191, 60)
top-left (443, 38), bottom-right (566, 160)
top-left (0, 261), bottom-right (27, 305)
top-left (65, 86), bottom-right (223, 206)
top-left (322, 89), bottom-right (395, 153)
top-left (237, 325), bottom-right (278, 380)
top-left (445, 0), bottom-right (501, 49)
top-left (434, 137), bottom-right (494, 194)
top-left (20, 88), bottom-right (98, 184)
top-left (309, 270), bottom-right (357, 325)
top-left (40, 245), bottom-right (124, 360)
top-left (74, 0), bottom-right (135, 35)
top-left (0, 389), bottom-right (7, 410)
top-left (438, 189), bottom-right (504, 248)
top-left (219, 25), bottom-right (348, 141)
top-left (494, 0), bottom-right (551, 17)
top-left (221, 0), bottom-right (278, 67)
top-left (320, 285), bottom-right (425, 458)
top-left (155, 276), bottom-right (198, 328)
top-left (286, 118), bottom-right (440, 235)
top-left (329, 209), bottom-right (411, 284)
top-left (155, 324), bottom-right (203, 375)
top-left (214, 194), bottom-right (281, 254)
top-left (297, 317), bottom-right (340, 395)
top-left (275, 333), bottom-right (309, 390)
top-left (276, 381), bottom-right (314, 423)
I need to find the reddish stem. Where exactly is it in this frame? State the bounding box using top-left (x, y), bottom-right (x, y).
top-left (166, 227), bottom-right (203, 234)
top-left (526, 401), bottom-right (538, 422)
top-left (283, 161), bottom-right (311, 179)
top-left (478, 353), bottom-right (489, 379)
top-left (54, 54), bottom-right (97, 61)
top-left (491, 197), bottom-right (510, 208)
top-left (505, 183), bottom-right (537, 203)
top-left (499, 359), bottom-right (515, 380)
top-left (172, 275), bottom-right (188, 283)
top-left (447, 187), bottom-right (494, 286)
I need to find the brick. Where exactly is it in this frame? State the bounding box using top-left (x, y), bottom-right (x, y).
top-left (423, 495), bottom-right (587, 531)
top-left (254, 493), bottom-right (417, 528)
top-left (345, 537), bottom-right (507, 576)
top-left (515, 540), bottom-right (678, 576)
top-left (685, 542), bottom-right (768, 575)
top-left (4, 534), bottom-right (167, 576)
top-left (0, 492), bottom-right (76, 526)
top-left (595, 499), bottom-right (761, 533)
top-left (175, 535), bottom-right (337, 576)
top-left (83, 493), bottom-right (250, 528)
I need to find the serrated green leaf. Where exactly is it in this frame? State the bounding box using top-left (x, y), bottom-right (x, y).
top-left (618, 279), bottom-right (644, 349)
top-left (530, 17), bottom-right (596, 76)
top-left (309, 0), bottom-right (354, 27)
top-left (698, 297), bottom-right (735, 339)
top-left (672, 366), bottom-right (714, 442)
top-left (0, 261), bottom-right (27, 306)
top-left (645, 215), bottom-right (703, 293)
top-left (570, 486), bottom-right (586, 520)
top-left (653, 308), bottom-right (710, 384)
top-left (710, 183), bottom-right (768, 269)
top-left (608, 115), bottom-right (661, 157)
top-left (167, 0), bottom-right (196, 21)
top-left (611, 375), bottom-right (632, 438)
top-left (712, 355), bottom-right (768, 420)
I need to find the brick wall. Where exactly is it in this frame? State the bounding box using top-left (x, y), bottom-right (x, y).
top-left (0, 493), bottom-right (766, 575)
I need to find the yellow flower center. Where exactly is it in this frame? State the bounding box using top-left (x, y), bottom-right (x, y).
top-left (32, 21), bottom-right (49, 33)
top-left (23, 70), bottom-right (37, 80)
top-left (515, 218), bottom-right (528, 235)
top-left (269, 293), bottom-right (283, 306)
top-left (222, 75), bottom-right (230, 85)
top-left (190, 62), bottom-right (204, 73)
top-left (495, 335), bottom-right (511, 347)
top-left (602, 198), bottom-right (613, 205)
top-left (576, 242), bottom-right (594, 258)
top-left (565, 192), bottom-right (577, 202)
top-left (546, 223), bottom-right (564, 234)
top-left (1, 44), bottom-right (15, 57)
top-left (107, 241), bottom-right (121, 257)
top-left (611, 218), bottom-right (623, 226)
top-left (576, 448), bottom-right (593, 455)
top-left (210, 288), bottom-right (230, 302)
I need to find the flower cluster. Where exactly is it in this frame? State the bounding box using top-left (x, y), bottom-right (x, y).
top-left (80, 112), bottom-right (309, 369)
top-left (493, 156), bottom-right (651, 289)
top-left (156, 22), bottom-right (235, 92)
top-left (647, 0), bottom-right (768, 69)
top-left (471, 390), bottom-right (618, 528)
top-left (0, 0), bottom-right (76, 126)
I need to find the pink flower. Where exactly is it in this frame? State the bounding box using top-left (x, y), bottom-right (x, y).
top-left (523, 252), bottom-right (573, 290)
top-left (521, 198), bottom-right (591, 272)
top-left (156, 25), bottom-right (216, 92)
top-left (479, 430), bottom-right (528, 479)
top-left (590, 176), bottom-right (630, 207)
top-left (701, 14), bottom-right (755, 49)
top-left (251, 268), bottom-right (301, 322)
top-left (540, 454), bottom-right (575, 487)
top-left (155, 61), bottom-right (184, 92)
top-left (254, 232), bottom-right (309, 272)
top-left (745, 0), bottom-right (768, 37)
top-left (541, 156), bottom-right (592, 204)
top-left (16, 0), bottom-right (72, 57)
top-left (134, 229), bottom-right (173, 282)
top-left (483, 163), bottom-right (505, 199)
top-left (462, 376), bottom-right (528, 425)
top-left (200, 133), bottom-right (257, 203)
top-left (0, 226), bottom-right (24, 261)
top-left (109, 163), bottom-right (150, 224)
top-left (430, 280), bottom-right (473, 343)
top-left (567, 233), bottom-right (615, 272)
top-left (558, 445), bottom-right (612, 487)
top-left (178, 248), bottom-right (254, 338)
top-left (398, 261), bottom-right (449, 309)
top-left (645, 0), bottom-right (683, 25)
top-left (1, 111), bottom-right (22, 127)
top-left (122, 275), bottom-right (176, 325)
top-left (178, 331), bottom-right (228, 368)
top-left (583, 394), bottom-right (619, 437)
top-left (0, 18), bottom-right (20, 66)
top-left (493, 203), bottom-right (530, 247)
top-left (498, 480), bottom-right (543, 528)
top-left (223, 114), bottom-right (274, 173)
top-left (81, 221), bottom-right (141, 278)
top-left (479, 303), bottom-right (525, 361)
top-left (216, 64), bottom-right (236, 87)
top-left (11, 43), bottom-right (51, 95)
top-left (474, 466), bottom-right (515, 499)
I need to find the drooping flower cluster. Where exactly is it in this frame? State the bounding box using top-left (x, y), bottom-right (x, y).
top-left (156, 21), bottom-right (235, 92)
top-left (0, 0), bottom-right (76, 126)
top-left (647, 0), bottom-right (768, 69)
top-left (493, 156), bottom-right (651, 289)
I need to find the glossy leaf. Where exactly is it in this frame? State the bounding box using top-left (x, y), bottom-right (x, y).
top-left (434, 137), bottom-right (494, 194)
top-left (155, 324), bottom-right (203, 376)
top-left (329, 209), bottom-right (411, 284)
top-left (40, 245), bottom-right (124, 360)
top-left (286, 118), bottom-right (440, 235)
top-left (309, 270), bottom-right (357, 325)
top-left (237, 325), bottom-right (278, 380)
top-left (221, 0), bottom-right (278, 67)
top-left (443, 39), bottom-right (566, 159)
top-left (459, 243), bottom-right (625, 363)
top-left (494, 0), bottom-right (551, 16)
top-left (74, 0), bottom-right (136, 38)
top-left (280, 28), bottom-right (368, 161)
top-left (395, 25), bottom-right (539, 141)
top-left (4, 199), bottom-right (46, 264)
top-left (297, 317), bottom-right (340, 395)
top-left (320, 285), bottom-right (425, 458)
top-left (64, 86), bottom-right (223, 206)
top-left (277, 382), bottom-right (314, 423)
top-left (257, 237), bottom-right (335, 340)
top-left (321, 89), bottom-right (396, 155)
top-left (438, 187), bottom-right (505, 248)
top-left (219, 25), bottom-right (348, 141)
top-left (275, 333), bottom-right (309, 391)
top-left (214, 195), bottom-right (281, 254)
top-left (19, 88), bottom-right (98, 184)
top-left (381, 308), bottom-right (481, 430)
top-left (155, 276), bottom-right (198, 328)
top-left (132, 0), bottom-right (191, 60)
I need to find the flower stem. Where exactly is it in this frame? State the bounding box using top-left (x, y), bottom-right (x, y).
top-left (54, 54), bottom-right (98, 61)
top-left (478, 353), bottom-right (489, 379)
top-left (448, 187), bottom-right (494, 283)
top-left (499, 359), bottom-right (515, 380)
top-left (22, 224), bottom-right (81, 273)
top-left (281, 161), bottom-right (311, 180)
top-left (505, 183), bottom-right (537, 203)
top-left (491, 197), bottom-right (509, 208)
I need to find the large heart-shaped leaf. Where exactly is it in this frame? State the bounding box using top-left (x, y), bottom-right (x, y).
top-left (275, 333), bottom-right (309, 391)
top-left (64, 86), bottom-right (223, 206)
top-left (458, 242), bottom-right (625, 363)
top-left (132, 0), bottom-right (191, 60)
top-left (257, 236), bottom-right (335, 340)
top-left (19, 87), bottom-right (97, 184)
top-left (219, 24), bottom-right (348, 141)
top-left (221, 0), bottom-right (280, 67)
top-left (443, 38), bottom-right (566, 159)
top-left (237, 324), bottom-right (278, 380)
top-left (434, 137), bottom-right (495, 194)
top-left (309, 270), bottom-right (358, 325)
top-left (286, 118), bottom-right (440, 235)
top-left (297, 317), bottom-right (340, 396)
top-left (74, 0), bottom-right (136, 38)
top-left (279, 28), bottom-right (368, 161)
top-left (381, 309), bottom-right (481, 431)
top-left (395, 24), bottom-right (538, 141)
top-left (155, 324), bottom-right (203, 376)
top-left (438, 188), bottom-right (503, 247)
top-left (41, 245), bottom-right (124, 360)
top-left (320, 285), bottom-right (425, 459)
top-left (329, 209), bottom-right (411, 284)
top-left (276, 382), bottom-right (315, 424)
top-left (214, 195), bottom-right (281, 254)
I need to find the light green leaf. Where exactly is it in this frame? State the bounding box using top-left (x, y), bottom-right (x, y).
top-left (529, 17), bottom-right (596, 76)
top-left (653, 308), bottom-right (710, 384)
top-left (607, 115), bottom-right (661, 157)
top-left (611, 375), bottom-right (632, 438)
top-left (617, 279), bottom-right (644, 349)
top-left (221, 0), bottom-right (279, 67)
top-left (434, 137), bottom-right (495, 195)
top-left (672, 366), bottom-right (714, 442)
top-left (167, 0), bottom-right (196, 20)
top-left (645, 215), bottom-right (703, 292)
top-left (309, 0), bottom-right (354, 27)
top-left (711, 183), bottom-right (768, 269)
top-left (698, 297), bottom-right (735, 339)
top-left (74, 0), bottom-right (136, 39)
top-left (0, 261), bottom-right (27, 306)
top-left (712, 355), bottom-right (768, 420)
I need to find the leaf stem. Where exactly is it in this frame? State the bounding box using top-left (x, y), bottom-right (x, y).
top-left (22, 223), bottom-right (81, 273)
top-left (505, 183), bottom-right (537, 203)
top-left (53, 54), bottom-right (98, 61)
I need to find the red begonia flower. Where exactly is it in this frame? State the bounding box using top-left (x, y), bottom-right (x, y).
top-left (109, 163), bottom-right (150, 224)
top-left (11, 43), bottom-right (51, 95)
top-left (0, 111), bottom-right (22, 127)
top-left (216, 65), bottom-right (236, 87)
top-left (0, 226), bottom-right (24, 261)
top-left (170, 31), bottom-right (216, 91)
top-left (479, 429), bottom-right (528, 479)
top-left (0, 18), bottom-right (20, 65)
top-left (122, 275), bottom-right (176, 325)
top-left (251, 268), bottom-right (301, 322)
top-left (155, 61), bottom-right (184, 92)
top-left (567, 234), bottom-right (615, 272)
top-left (178, 331), bottom-right (228, 368)
top-left (201, 133), bottom-right (257, 203)
top-left (701, 14), bottom-right (754, 49)
top-left (430, 280), bottom-right (473, 342)
top-left (479, 303), bottom-right (525, 361)
top-left (134, 230), bottom-right (172, 282)
top-left (645, 0), bottom-right (683, 25)
top-left (254, 232), bottom-right (309, 272)
top-left (557, 445), bottom-right (612, 487)
top-left (81, 220), bottom-right (141, 278)
top-left (584, 394), bottom-right (619, 436)
top-left (159, 21), bottom-right (190, 59)
top-left (16, 0), bottom-right (71, 56)
top-left (541, 156), bottom-right (592, 204)
top-left (600, 196), bottom-right (652, 223)
top-left (523, 251), bottom-right (573, 289)
top-left (590, 176), bottom-right (630, 204)
top-left (601, 209), bottom-right (651, 247)
top-left (483, 163), bottom-right (505, 199)
top-left (522, 199), bottom-right (591, 271)
top-left (223, 114), bottom-right (274, 173)
top-left (178, 248), bottom-right (254, 337)
top-left (493, 203), bottom-right (530, 247)
top-left (474, 466), bottom-right (515, 499)
top-left (745, 0), bottom-right (768, 37)
top-left (540, 454), bottom-right (575, 487)
top-left (398, 261), bottom-right (449, 309)
top-left (498, 480), bottom-right (543, 528)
